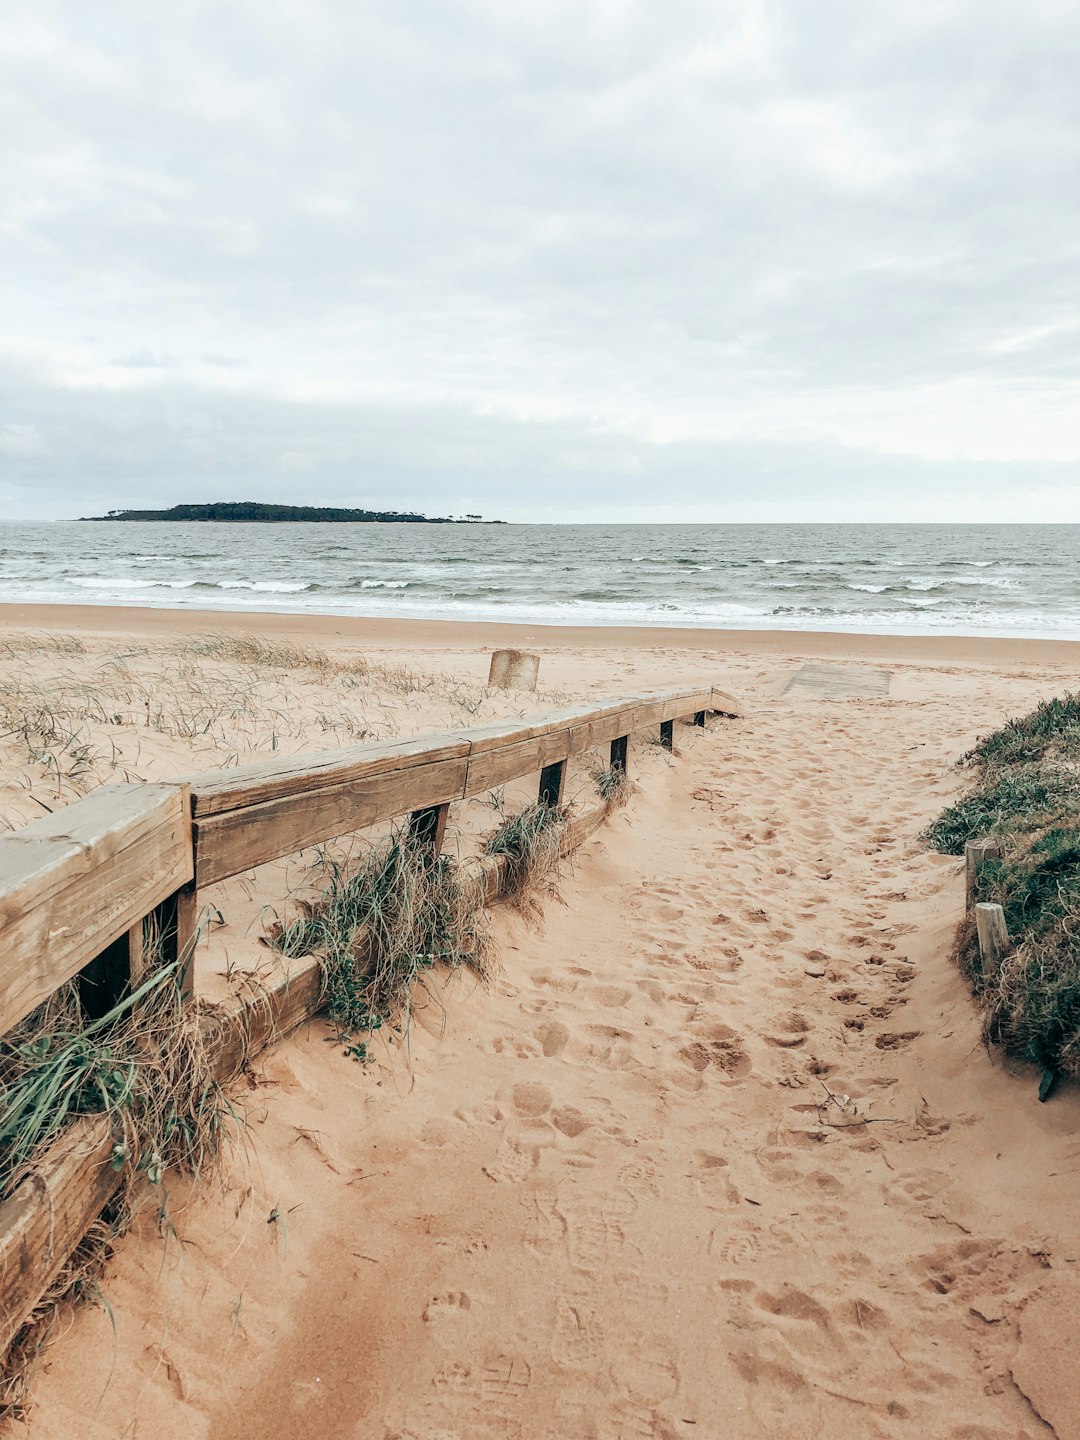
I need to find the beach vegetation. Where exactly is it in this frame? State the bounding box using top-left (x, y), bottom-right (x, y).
top-left (923, 695), bottom-right (1080, 1080)
top-left (484, 802), bottom-right (565, 914)
top-left (269, 833), bottom-right (493, 1044)
top-left (594, 763), bottom-right (630, 809)
top-left (0, 934), bottom-right (238, 1415)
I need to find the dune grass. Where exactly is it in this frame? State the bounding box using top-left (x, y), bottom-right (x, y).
top-left (484, 802), bottom-right (566, 915)
top-left (0, 941), bottom-right (239, 1415)
top-left (923, 694), bottom-right (1080, 1079)
top-left (270, 832), bottom-right (493, 1054)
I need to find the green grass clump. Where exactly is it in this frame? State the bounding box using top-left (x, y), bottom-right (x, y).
top-left (921, 769), bottom-right (1077, 856)
top-left (961, 692), bottom-right (1080, 770)
top-left (924, 695), bottom-right (1080, 1080)
top-left (594, 765), bottom-right (630, 809)
top-left (271, 835), bottom-right (492, 1045)
top-left (484, 803), bottom-right (565, 912)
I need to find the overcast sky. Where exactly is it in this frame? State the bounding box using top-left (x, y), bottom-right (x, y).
top-left (2, 1), bottom-right (1078, 522)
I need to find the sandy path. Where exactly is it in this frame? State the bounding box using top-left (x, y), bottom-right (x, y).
top-left (12, 642), bottom-right (1080, 1438)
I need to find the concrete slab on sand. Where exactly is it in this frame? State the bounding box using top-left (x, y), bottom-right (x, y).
top-left (783, 663), bottom-right (893, 698)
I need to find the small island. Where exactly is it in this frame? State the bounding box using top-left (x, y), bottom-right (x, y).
top-left (80, 501), bottom-right (496, 524)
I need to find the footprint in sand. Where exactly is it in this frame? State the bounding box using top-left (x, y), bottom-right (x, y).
top-left (681, 1023), bottom-right (753, 1082)
top-left (536, 1020), bottom-right (569, 1057)
top-left (511, 1082), bottom-right (553, 1117)
top-left (483, 1135), bottom-right (540, 1184)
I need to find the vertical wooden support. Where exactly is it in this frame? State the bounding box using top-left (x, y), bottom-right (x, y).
top-left (79, 883), bottom-right (198, 1016)
top-left (538, 760), bottom-right (566, 809)
top-left (408, 803), bottom-right (449, 863)
top-left (151, 885), bottom-right (199, 1001)
top-left (693, 711), bottom-right (707, 728)
top-left (78, 923), bottom-right (143, 1020)
top-left (975, 902), bottom-right (1010, 974)
top-left (610, 735), bottom-right (628, 776)
top-left (965, 837), bottom-right (1003, 910)
top-left (659, 720), bottom-right (674, 751)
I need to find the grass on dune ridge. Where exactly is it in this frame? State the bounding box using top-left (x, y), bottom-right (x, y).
top-left (923, 693), bottom-right (1080, 1079)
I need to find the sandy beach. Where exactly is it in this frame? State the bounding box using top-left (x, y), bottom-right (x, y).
top-left (3, 605), bottom-right (1080, 1439)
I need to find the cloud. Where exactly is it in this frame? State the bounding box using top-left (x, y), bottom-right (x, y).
top-left (1, 0), bottom-right (1078, 519)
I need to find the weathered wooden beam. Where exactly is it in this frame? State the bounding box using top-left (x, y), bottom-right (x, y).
top-left (709, 687), bottom-right (743, 718)
top-left (659, 720), bottom-right (674, 751)
top-left (538, 760), bottom-right (566, 808)
top-left (965, 837), bottom-right (1003, 911)
top-left (975, 902), bottom-right (1010, 974)
top-left (193, 757), bottom-right (469, 887)
top-left (0, 784), bottom-right (193, 1040)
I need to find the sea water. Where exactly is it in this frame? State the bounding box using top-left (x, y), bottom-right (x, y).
top-left (1, 522), bottom-right (1078, 639)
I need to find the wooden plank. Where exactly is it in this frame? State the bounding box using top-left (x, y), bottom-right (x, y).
top-left (189, 734), bottom-right (470, 817)
top-left (965, 837), bottom-right (1003, 911)
top-left (463, 731), bottom-right (573, 797)
top-left (975, 902), bottom-right (1010, 973)
top-left (194, 756), bottom-right (469, 887)
top-left (0, 1113), bottom-right (116, 1361)
top-left (709, 687), bottom-right (743, 718)
top-left (0, 784), bottom-right (193, 1040)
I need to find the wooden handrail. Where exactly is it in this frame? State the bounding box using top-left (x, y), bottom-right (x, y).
top-left (0, 683), bottom-right (741, 1040)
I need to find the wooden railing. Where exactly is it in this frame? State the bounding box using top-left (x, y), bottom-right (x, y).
top-left (0, 681), bottom-right (741, 1365)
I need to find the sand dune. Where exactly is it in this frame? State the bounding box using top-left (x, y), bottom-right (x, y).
top-left (4, 611), bottom-right (1080, 1438)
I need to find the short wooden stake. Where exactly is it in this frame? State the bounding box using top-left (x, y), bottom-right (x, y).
top-left (975, 902), bottom-right (1010, 974)
top-left (408, 802), bottom-right (449, 863)
top-left (487, 649), bottom-right (539, 691)
top-left (659, 720), bottom-right (674, 751)
top-left (965, 838), bottom-right (1003, 910)
top-left (693, 711), bottom-right (707, 728)
top-left (538, 760), bottom-right (566, 808)
top-left (610, 735), bottom-right (628, 776)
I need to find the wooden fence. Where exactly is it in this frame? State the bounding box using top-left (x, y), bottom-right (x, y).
top-left (0, 682), bottom-right (740, 1364)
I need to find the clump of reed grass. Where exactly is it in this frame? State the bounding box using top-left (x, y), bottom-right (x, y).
top-left (923, 695), bottom-right (1080, 1081)
top-left (270, 834), bottom-right (492, 1048)
top-left (0, 959), bottom-right (235, 1203)
top-left (484, 802), bottom-right (565, 916)
top-left (594, 764), bottom-right (630, 810)
top-left (0, 940), bottom-right (239, 1414)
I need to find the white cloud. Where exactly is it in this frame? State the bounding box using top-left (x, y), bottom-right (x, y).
top-left (1, 0), bottom-right (1078, 519)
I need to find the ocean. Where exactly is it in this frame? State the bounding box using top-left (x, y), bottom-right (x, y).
top-left (1, 522), bottom-right (1078, 638)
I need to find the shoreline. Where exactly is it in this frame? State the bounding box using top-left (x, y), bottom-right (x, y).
top-left (2, 600), bottom-right (1080, 668)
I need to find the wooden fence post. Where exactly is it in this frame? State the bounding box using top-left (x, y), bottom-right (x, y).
top-left (975, 902), bottom-right (1010, 973)
top-left (610, 735), bottom-right (628, 776)
top-left (77, 923), bottom-right (144, 1019)
top-left (965, 838), bottom-right (1003, 910)
top-left (538, 760), bottom-right (566, 808)
top-left (151, 885), bottom-right (200, 1001)
top-left (408, 803), bottom-right (449, 863)
top-left (659, 720), bottom-right (674, 751)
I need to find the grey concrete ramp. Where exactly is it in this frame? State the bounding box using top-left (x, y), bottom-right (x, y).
top-left (782, 663), bottom-right (892, 698)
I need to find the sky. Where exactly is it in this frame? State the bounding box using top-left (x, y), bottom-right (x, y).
top-left (1, 0), bottom-right (1079, 523)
